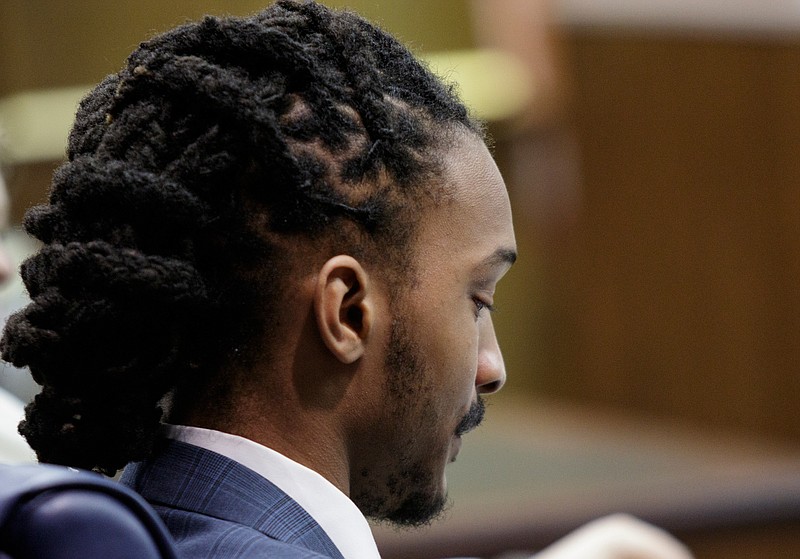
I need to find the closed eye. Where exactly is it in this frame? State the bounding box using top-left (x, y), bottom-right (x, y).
top-left (473, 297), bottom-right (497, 317)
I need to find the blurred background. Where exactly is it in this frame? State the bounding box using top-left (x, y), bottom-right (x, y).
top-left (1, 1), bottom-right (799, 558)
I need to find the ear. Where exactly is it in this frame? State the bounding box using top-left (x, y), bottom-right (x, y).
top-left (313, 255), bottom-right (374, 364)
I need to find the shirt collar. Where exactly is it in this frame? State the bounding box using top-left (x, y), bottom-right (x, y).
top-left (163, 424), bottom-right (381, 559)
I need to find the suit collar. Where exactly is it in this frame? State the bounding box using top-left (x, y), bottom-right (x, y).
top-left (122, 439), bottom-right (344, 559)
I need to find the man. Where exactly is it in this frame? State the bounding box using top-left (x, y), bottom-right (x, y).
top-left (0, 2), bottom-right (691, 557)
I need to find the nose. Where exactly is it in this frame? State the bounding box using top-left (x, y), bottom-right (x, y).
top-left (476, 317), bottom-right (506, 394)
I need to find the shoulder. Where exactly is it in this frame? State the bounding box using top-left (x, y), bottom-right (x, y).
top-left (155, 505), bottom-right (332, 559)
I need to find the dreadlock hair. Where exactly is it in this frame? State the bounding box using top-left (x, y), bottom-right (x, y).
top-left (0, 0), bottom-right (479, 475)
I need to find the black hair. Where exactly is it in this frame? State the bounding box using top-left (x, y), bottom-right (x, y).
top-left (0, 0), bottom-right (479, 475)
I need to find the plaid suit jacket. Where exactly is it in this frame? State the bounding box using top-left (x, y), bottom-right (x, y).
top-left (120, 439), bottom-right (345, 559)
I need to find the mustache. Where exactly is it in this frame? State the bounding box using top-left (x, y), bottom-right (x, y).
top-left (455, 396), bottom-right (485, 436)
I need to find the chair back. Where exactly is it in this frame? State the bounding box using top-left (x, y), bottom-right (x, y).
top-left (0, 463), bottom-right (179, 559)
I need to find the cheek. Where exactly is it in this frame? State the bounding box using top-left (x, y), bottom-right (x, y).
top-left (407, 288), bottom-right (481, 406)
top-left (429, 332), bottom-right (480, 411)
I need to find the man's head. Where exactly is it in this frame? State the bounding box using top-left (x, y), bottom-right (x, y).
top-left (346, 129), bottom-right (516, 526)
top-left (0, 0), bottom-right (515, 526)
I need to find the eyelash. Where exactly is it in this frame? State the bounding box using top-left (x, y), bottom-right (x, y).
top-left (473, 298), bottom-right (497, 317)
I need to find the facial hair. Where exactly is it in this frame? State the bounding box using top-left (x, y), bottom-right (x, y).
top-left (455, 396), bottom-right (485, 437)
top-left (354, 317), bottom-right (450, 527)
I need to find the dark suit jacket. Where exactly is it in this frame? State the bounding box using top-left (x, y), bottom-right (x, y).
top-left (120, 439), bottom-right (345, 559)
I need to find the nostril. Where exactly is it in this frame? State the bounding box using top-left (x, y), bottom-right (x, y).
top-left (478, 379), bottom-right (503, 394)
top-left (476, 348), bottom-right (506, 394)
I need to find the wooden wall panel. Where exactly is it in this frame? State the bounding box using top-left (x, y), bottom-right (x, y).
top-left (525, 32), bottom-right (800, 440)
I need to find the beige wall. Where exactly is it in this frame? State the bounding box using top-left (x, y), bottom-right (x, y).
top-left (517, 30), bottom-right (800, 441)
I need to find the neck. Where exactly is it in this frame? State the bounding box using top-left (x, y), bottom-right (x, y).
top-left (176, 359), bottom-right (357, 497)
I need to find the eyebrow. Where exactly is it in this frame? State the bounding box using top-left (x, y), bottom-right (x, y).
top-left (483, 248), bottom-right (518, 269)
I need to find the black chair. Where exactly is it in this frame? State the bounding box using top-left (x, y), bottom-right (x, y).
top-left (0, 463), bottom-right (179, 559)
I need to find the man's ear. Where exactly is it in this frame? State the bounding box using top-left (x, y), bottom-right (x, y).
top-left (314, 255), bottom-right (374, 364)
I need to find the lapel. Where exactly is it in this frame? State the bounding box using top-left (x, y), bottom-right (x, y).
top-left (121, 439), bottom-right (344, 559)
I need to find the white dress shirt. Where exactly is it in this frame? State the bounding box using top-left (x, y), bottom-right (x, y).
top-left (164, 424), bottom-right (381, 559)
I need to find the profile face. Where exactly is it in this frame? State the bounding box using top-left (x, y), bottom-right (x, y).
top-left (353, 129), bottom-right (517, 526)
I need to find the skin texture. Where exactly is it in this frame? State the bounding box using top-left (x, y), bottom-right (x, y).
top-left (349, 129), bottom-right (517, 525)
top-left (190, 128), bottom-right (516, 526)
